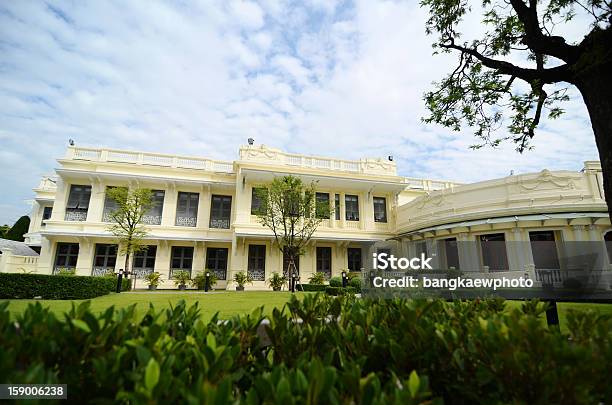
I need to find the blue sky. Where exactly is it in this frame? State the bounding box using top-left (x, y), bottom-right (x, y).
top-left (0, 0), bottom-right (599, 225)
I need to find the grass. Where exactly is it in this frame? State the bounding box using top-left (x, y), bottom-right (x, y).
top-left (0, 291), bottom-right (306, 322)
top-left (2, 292), bottom-right (611, 332)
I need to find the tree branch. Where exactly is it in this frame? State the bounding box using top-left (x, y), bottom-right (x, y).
top-left (439, 40), bottom-right (573, 83)
top-left (508, 0), bottom-right (580, 63)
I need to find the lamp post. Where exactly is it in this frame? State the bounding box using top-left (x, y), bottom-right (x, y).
top-left (116, 269), bottom-right (124, 293)
top-left (205, 271), bottom-right (210, 292)
top-left (291, 273), bottom-right (297, 293)
top-left (341, 271), bottom-right (347, 288)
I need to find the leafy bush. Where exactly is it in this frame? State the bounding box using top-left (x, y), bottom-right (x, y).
top-left (144, 272), bottom-right (163, 287)
top-left (0, 273), bottom-right (123, 299)
top-left (172, 270), bottom-right (191, 287)
top-left (299, 284), bottom-right (327, 292)
top-left (233, 271), bottom-right (253, 287)
top-left (191, 271), bottom-right (218, 290)
top-left (308, 272), bottom-right (326, 285)
top-left (329, 276), bottom-right (342, 287)
top-left (1, 295), bottom-right (611, 403)
top-left (349, 277), bottom-right (362, 292)
top-left (325, 286), bottom-right (356, 296)
top-left (55, 267), bottom-right (76, 276)
top-left (267, 272), bottom-right (287, 290)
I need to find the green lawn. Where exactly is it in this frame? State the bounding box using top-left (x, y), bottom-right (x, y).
top-left (2, 292), bottom-right (611, 332)
top-left (0, 291), bottom-right (305, 321)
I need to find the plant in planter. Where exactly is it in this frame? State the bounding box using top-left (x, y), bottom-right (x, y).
top-left (173, 270), bottom-right (191, 290)
top-left (233, 271), bottom-right (253, 291)
top-left (144, 271), bottom-right (163, 290)
top-left (191, 270), bottom-right (218, 290)
top-left (308, 272), bottom-right (326, 285)
top-left (268, 272), bottom-right (287, 291)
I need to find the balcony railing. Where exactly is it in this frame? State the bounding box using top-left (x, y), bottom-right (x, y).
top-left (133, 268), bottom-right (154, 279)
top-left (210, 218), bottom-right (230, 229)
top-left (65, 209), bottom-right (88, 222)
top-left (92, 267), bottom-right (115, 277)
top-left (141, 215), bottom-right (162, 225)
top-left (175, 216), bottom-right (197, 227)
top-left (67, 146), bottom-right (234, 173)
top-left (211, 269), bottom-right (227, 280)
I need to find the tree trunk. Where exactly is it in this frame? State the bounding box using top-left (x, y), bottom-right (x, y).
top-left (123, 252), bottom-right (131, 291)
top-left (575, 60), bottom-right (612, 221)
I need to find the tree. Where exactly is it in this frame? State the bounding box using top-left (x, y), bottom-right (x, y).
top-left (4, 216), bottom-right (31, 241)
top-left (421, 0), bottom-right (612, 219)
top-left (0, 224), bottom-right (10, 239)
top-left (255, 176), bottom-right (331, 278)
top-left (105, 187), bottom-right (154, 288)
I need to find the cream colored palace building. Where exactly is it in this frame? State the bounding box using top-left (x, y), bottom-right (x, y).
top-left (5, 144), bottom-right (610, 289)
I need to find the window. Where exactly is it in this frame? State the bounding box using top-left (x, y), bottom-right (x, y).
top-left (143, 190), bottom-right (165, 225)
top-left (315, 193), bottom-right (330, 219)
top-left (171, 246), bottom-right (194, 276)
top-left (377, 248), bottom-right (391, 257)
top-left (283, 248), bottom-right (300, 277)
top-left (529, 231), bottom-right (560, 269)
top-left (373, 197), bottom-right (387, 223)
top-left (316, 247), bottom-right (332, 279)
top-left (345, 195), bottom-right (359, 221)
top-left (133, 246), bottom-right (157, 278)
top-left (334, 194), bottom-right (340, 220)
top-left (248, 245), bottom-right (266, 281)
top-left (444, 238), bottom-right (460, 270)
top-left (479, 233), bottom-right (509, 271)
top-left (41, 206), bottom-right (53, 224)
top-left (251, 188), bottom-right (267, 215)
top-left (54, 243), bottom-right (79, 274)
top-left (415, 241), bottom-right (428, 257)
top-left (175, 192), bottom-right (199, 227)
top-left (92, 244), bottom-right (117, 276)
top-left (210, 195), bottom-right (232, 229)
top-left (102, 186), bottom-right (121, 223)
top-left (347, 247), bottom-right (362, 272)
top-left (65, 185), bottom-right (91, 221)
top-left (606, 232), bottom-right (612, 264)
top-left (207, 247), bottom-right (228, 280)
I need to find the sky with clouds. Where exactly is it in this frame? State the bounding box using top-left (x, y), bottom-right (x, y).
top-left (0, 0), bottom-right (599, 225)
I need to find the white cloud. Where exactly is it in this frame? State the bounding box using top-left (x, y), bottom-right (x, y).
top-left (0, 0), bottom-right (600, 224)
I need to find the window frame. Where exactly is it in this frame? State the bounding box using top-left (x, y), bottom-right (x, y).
top-left (170, 246), bottom-right (194, 276)
top-left (65, 184), bottom-right (92, 221)
top-left (92, 244), bottom-right (118, 276)
top-left (316, 246), bottom-right (332, 279)
top-left (345, 195), bottom-right (359, 221)
top-left (175, 192), bottom-right (199, 227)
top-left (373, 196), bottom-right (387, 223)
top-left (247, 245), bottom-right (266, 281)
top-left (347, 247), bottom-right (362, 272)
top-left (250, 187), bottom-right (267, 215)
top-left (315, 192), bottom-right (330, 219)
top-left (210, 195), bottom-right (232, 229)
top-left (206, 247), bottom-right (229, 280)
top-left (54, 243), bottom-right (79, 273)
top-left (133, 245), bottom-right (157, 278)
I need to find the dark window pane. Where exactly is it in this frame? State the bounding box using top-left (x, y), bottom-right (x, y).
top-left (210, 195), bottom-right (232, 229)
top-left (316, 247), bottom-right (332, 278)
top-left (479, 234), bottom-right (509, 271)
top-left (529, 231), bottom-right (560, 269)
top-left (347, 248), bottom-right (362, 271)
top-left (176, 192), bottom-right (198, 227)
top-left (373, 197), bottom-right (387, 223)
top-left (251, 188), bottom-right (267, 215)
top-left (315, 193), bottom-right (330, 219)
top-left (444, 238), bottom-right (460, 269)
top-left (248, 245), bottom-right (266, 281)
top-left (345, 195), bottom-right (359, 221)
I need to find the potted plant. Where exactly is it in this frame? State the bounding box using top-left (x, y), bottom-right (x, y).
top-left (144, 271), bottom-right (163, 290)
top-left (308, 272), bottom-right (326, 285)
top-left (233, 271), bottom-right (253, 291)
top-left (268, 272), bottom-right (287, 291)
top-left (191, 270), bottom-right (218, 290)
top-left (173, 270), bottom-right (191, 290)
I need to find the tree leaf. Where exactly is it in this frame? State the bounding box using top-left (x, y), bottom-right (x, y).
top-left (408, 370), bottom-right (420, 397)
top-left (145, 358), bottom-right (160, 392)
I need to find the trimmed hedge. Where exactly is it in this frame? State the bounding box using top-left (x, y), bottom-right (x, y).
top-left (299, 284), bottom-right (327, 292)
top-left (1, 295), bottom-right (611, 403)
top-left (329, 276), bottom-right (342, 287)
top-left (0, 273), bottom-right (130, 300)
top-left (325, 286), bottom-right (357, 296)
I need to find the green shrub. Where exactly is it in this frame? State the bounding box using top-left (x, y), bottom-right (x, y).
top-left (349, 277), bottom-right (362, 292)
top-left (325, 286), bottom-right (356, 296)
top-left (329, 276), bottom-right (342, 287)
top-left (300, 284), bottom-right (327, 292)
top-left (0, 273), bottom-right (120, 299)
top-left (1, 295), bottom-right (611, 403)
top-left (191, 271), bottom-right (218, 290)
top-left (308, 272), bottom-right (326, 285)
